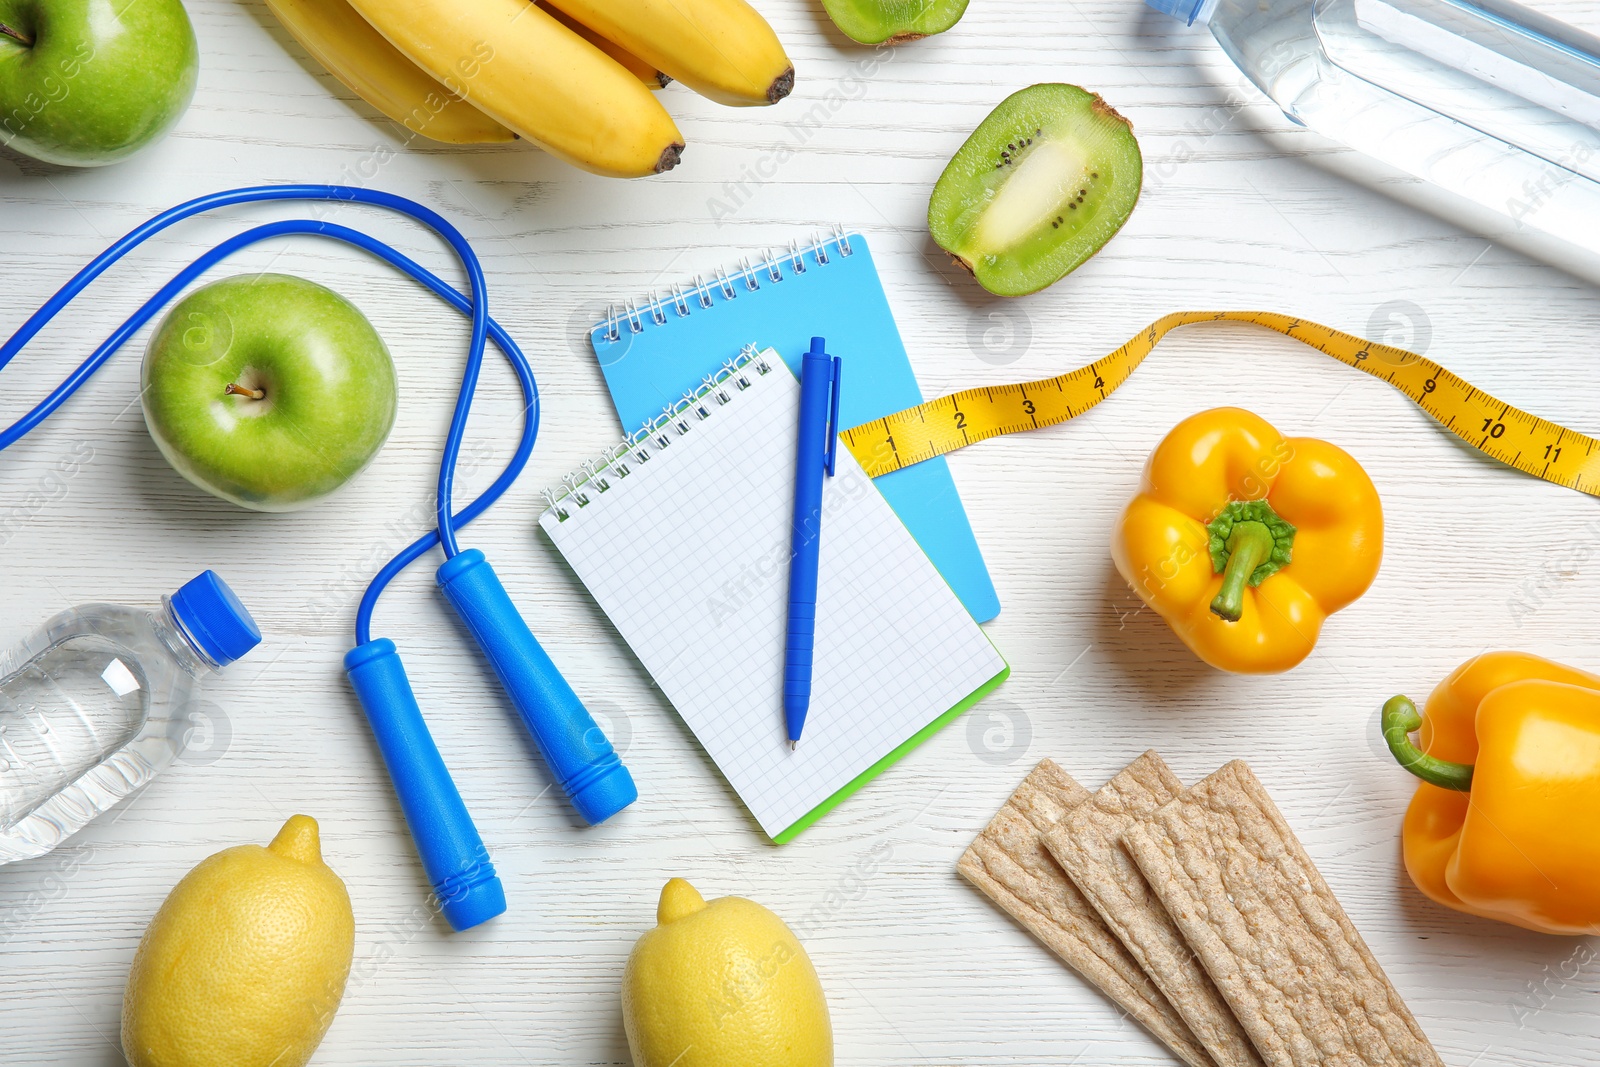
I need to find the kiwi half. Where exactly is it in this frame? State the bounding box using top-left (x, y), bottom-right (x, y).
top-left (821, 0), bottom-right (969, 43)
top-left (929, 84), bottom-right (1142, 297)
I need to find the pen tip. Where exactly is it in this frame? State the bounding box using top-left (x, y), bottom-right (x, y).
top-left (789, 739), bottom-right (797, 751)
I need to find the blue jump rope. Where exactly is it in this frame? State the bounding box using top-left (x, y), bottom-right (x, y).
top-left (0, 185), bottom-right (636, 931)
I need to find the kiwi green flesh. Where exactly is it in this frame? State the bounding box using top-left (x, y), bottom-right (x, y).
top-left (821, 0), bottom-right (969, 44)
top-left (929, 84), bottom-right (1142, 297)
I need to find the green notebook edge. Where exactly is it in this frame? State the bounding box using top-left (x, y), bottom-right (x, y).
top-left (771, 654), bottom-right (1011, 845)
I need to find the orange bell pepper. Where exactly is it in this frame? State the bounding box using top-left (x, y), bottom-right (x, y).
top-left (1383, 652), bottom-right (1600, 935)
top-left (1111, 407), bottom-right (1383, 673)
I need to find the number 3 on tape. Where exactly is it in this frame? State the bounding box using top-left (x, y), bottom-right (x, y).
top-left (839, 310), bottom-right (1600, 497)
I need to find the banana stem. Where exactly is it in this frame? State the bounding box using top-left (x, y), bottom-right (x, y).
top-left (1381, 695), bottom-right (1474, 791)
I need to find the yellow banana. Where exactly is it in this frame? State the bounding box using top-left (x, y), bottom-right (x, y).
top-left (543, 0), bottom-right (793, 107)
top-left (538, 1), bottom-right (669, 89)
top-left (265, 0), bottom-right (514, 145)
top-left (347, 0), bottom-right (685, 177)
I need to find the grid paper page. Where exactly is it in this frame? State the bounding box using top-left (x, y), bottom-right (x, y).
top-left (540, 356), bottom-right (1006, 838)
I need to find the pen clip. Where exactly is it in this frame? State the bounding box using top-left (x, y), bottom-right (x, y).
top-left (824, 356), bottom-right (841, 477)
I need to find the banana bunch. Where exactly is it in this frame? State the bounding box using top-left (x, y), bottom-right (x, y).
top-left (264, 0), bottom-right (793, 177)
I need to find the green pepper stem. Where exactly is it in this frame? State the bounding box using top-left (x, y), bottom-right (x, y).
top-left (1209, 521), bottom-right (1273, 622)
top-left (1381, 695), bottom-right (1474, 791)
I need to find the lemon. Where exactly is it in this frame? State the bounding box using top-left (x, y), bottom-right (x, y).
top-left (121, 815), bottom-right (356, 1067)
top-left (622, 878), bottom-right (832, 1067)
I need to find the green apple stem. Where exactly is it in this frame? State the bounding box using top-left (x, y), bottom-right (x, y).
top-left (0, 22), bottom-right (33, 46)
top-left (224, 383), bottom-right (266, 400)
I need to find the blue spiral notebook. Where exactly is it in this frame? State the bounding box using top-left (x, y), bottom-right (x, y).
top-left (587, 231), bottom-right (1000, 623)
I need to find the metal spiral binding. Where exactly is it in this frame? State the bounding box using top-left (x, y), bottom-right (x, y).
top-left (738, 257), bottom-right (761, 291)
top-left (542, 346), bottom-right (774, 520)
top-left (541, 488), bottom-right (568, 522)
top-left (581, 460), bottom-right (610, 494)
top-left (561, 471), bottom-right (590, 510)
top-left (594, 230), bottom-right (858, 344)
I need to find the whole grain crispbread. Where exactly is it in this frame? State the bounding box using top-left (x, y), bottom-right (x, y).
top-left (1122, 760), bottom-right (1445, 1067)
top-left (957, 759), bottom-right (1215, 1067)
top-left (1044, 752), bottom-right (1266, 1067)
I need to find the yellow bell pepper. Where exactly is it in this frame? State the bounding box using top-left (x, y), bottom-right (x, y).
top-left (1383, 652), bottom-right (1600, 936)
top-left (1111, 407), bottom-right (1383, 673)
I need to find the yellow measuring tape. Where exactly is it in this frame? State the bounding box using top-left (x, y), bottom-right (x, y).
top-left (840, 310), bottom-right (1600, 497)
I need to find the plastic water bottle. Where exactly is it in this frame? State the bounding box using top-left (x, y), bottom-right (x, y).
top-left (1148, 0), bottom-right (1600, 278)
top-left (0, 572), bottom-right (260, 865)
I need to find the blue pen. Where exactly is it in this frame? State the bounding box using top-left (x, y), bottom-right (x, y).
top-left (785, 337), bottom-right (843, 749)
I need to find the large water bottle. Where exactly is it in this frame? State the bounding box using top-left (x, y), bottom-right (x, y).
top-left (1148, 0), bottom-right (1600, 278)
top-left (0, 572), bottom-right (260, 864)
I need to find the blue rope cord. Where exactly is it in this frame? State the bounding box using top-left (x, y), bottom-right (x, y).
top-left (0, 185), bottom-right (537, 647)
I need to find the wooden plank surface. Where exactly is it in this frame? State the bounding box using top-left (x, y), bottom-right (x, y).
top-left (1, 0), bottom-right (1597, 1063)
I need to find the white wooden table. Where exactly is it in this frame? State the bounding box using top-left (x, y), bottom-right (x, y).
top-left (3, 0), bottom-right (1598, 1063)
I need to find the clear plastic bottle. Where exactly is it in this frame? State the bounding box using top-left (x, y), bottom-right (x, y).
top-left (1148, 0), bottom-right (1600, 278)
top-left (0, 571), bottom-right (260, 864)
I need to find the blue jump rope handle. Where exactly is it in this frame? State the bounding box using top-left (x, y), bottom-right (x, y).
top-left (343, 638), bottom-right (506, 931)
top-left (436, 549), bottom-right (638, 825)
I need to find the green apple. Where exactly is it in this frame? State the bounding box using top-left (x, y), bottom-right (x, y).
top-left (0, 0), bottom-right (198, 166)
top-left (141, 274), bottom-right (398, 512)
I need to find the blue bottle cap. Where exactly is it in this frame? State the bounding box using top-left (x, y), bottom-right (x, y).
top-left (1145, 0), bottom-right (1214, 26)
top-left (171, 571), bottom-right (262, 666)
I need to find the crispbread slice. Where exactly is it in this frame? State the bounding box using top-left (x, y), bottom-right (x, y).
top-left (957, 759), bottom-right (1215, 1067)
top-left (1044, 752), bottom-right (1266, 1067)
top-left (1122, 760), bottom-right (1445, 1067)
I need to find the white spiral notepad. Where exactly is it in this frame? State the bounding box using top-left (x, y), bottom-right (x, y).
top-left (539, 349), bottom-right (1008, 842)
